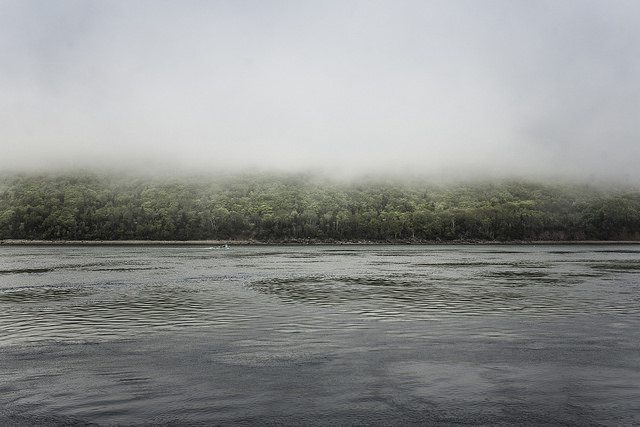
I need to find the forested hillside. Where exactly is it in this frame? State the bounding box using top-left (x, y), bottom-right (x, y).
top-left (1, 174), bottom-right (639, 242)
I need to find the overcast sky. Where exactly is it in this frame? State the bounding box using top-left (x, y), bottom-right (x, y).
top-left (1, 0), bottom-right (639, 181)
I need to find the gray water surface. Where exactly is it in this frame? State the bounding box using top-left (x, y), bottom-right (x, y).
top-left (1, 245), bottom-right (639, 425)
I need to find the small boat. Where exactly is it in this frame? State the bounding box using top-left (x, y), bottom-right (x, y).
top-left (204, 244), bottom-right (230, 250)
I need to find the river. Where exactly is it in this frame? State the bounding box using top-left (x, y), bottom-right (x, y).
top-left (1, 245), bottom-right (639, 425)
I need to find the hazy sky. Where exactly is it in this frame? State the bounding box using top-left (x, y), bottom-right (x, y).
top-left (1, 0), bottom-right (639, 180)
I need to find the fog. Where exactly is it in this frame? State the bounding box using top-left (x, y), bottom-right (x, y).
top-left (1, 0), bottom-right (639, 182)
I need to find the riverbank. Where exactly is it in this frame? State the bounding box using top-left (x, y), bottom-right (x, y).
top-left (2, 239), bottom-right (640, 246)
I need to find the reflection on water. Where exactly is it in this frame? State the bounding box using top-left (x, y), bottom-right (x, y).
top-left (0, 281), bottom-right (257, 343)
top-left (0, 286), bottom-right (88, 303)
top-left (591, 260), bottom-right (640, 271)
top-left (249, 275), bottom-right (530, 317)
top-left (0, 245), bottom-right (639, 425)
top-left (0, 267), bottom-right (54, 274)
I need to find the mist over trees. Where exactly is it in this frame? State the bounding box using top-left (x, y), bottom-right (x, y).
top-left (2, 2), bottom-right (640, 180)
top-left (1, 174), bottom-right (639, 242)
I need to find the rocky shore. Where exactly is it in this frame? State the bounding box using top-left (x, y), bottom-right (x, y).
top-left (2, 239), bottom-right (639, 246)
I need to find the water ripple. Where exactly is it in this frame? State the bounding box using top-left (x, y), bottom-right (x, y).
top-left (1, 245), bottom-right (640, 425)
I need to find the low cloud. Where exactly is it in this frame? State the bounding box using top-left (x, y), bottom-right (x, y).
top-left (1, 0), bottom-right (639, 182)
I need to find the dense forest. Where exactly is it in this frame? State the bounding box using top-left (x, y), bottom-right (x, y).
top-left (1, 173), bottom-right (639, 242)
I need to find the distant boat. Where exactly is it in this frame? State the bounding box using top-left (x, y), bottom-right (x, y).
top-left (204, 244), bottom-right (230, 250)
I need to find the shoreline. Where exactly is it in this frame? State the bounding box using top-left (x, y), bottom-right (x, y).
top-left (2, 239), bottom-right (640, 246)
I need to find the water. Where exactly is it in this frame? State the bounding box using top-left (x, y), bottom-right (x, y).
top-left (1, 245), bottom-right (639, 425)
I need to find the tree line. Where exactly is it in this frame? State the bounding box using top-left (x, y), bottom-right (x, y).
top-left (1, 173), bottom-right (639, 242)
